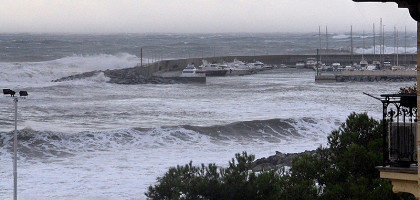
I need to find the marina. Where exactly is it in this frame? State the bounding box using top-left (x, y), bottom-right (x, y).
top-left (147, 53), bottom-right (417, 73)
top-left (50, 52), bottom-right (418, 85)
top-left (139, 53), bottom-right (418, 84)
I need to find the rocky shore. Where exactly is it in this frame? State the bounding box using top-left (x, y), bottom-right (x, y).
top-left (252, 150), bottom-right (317, 172)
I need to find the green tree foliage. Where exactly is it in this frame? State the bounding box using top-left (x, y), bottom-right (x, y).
top-left (146, 152), bottom-right (282, 200)
top-left (146, 113), bottom-right (415, 200)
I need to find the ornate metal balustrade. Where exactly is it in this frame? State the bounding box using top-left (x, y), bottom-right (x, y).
top-left (380, 94), bottom-right (417, 167)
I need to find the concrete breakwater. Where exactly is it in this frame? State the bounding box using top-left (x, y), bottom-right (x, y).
top-left (52, 67), bottom-right (206, 84)
top-left (315, 70), bottom-right (417, 83)
top-left (148, 53), bottom-right (417, 78)
top-left (150, 53), bottom-right (417, 74)
top-left (52, 53), bottom-right (417, 84)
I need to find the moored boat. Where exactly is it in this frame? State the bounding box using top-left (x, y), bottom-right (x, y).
top-left (196, 61), bottom-right (228, 76)
top-left (225, 59), bottom-right (254, 76)
top-left (181, 64), bottom-right (205, 77)
top-left (295, 61), bottom-right (305, 69)
top-left (306, 58), bottom-right (317, 69)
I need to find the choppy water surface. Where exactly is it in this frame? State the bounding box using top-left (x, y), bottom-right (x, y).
top-left (0, 33), bottom-right (416, 199)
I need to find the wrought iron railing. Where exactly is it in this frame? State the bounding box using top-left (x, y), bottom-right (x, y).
top-left (380, 94), bottom-right (417, 167)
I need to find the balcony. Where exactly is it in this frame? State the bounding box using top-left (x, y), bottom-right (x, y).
top-left (380, 93), bottom-right (417, 167)
top-left (375, 93), bottom-right (418, 197)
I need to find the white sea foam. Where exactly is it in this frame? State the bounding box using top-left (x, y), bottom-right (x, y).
top-left (0, 53), bottom-right (139, 85)
top-left (332, 34), bottom-right (350, 39)
top-left (0, 117), bottom-right (331, 199)
top-left (354, 45), bottom-right (417, 55)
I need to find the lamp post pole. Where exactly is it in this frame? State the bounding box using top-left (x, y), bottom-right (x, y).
top-left (13, 97), bottom-right (18, 200)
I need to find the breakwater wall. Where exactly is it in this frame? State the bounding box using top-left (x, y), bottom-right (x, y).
top-left (315, 70), bottom-right (417, 83)
top-left (53, 54), bottom-right (417, 84)
top-left (144, 54), bottom-right (417, 78)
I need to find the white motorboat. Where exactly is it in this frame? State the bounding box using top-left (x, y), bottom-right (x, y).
top-left (181, 64), bottom-right (205, 77)
top-left (391, 66), bottom-right (405, 71)
top-left (306, 58), bottom-right (317, 68)
top-left (246, 61), bottom-right (266, 72)
top-left (196, 60), bottom-right (228, 76)
top-left (225, 59), bottom-right (253, 76)
top-left (295, 61), bottom-right (305, 69)
top-left (360, 59), bottom-right (368, 69)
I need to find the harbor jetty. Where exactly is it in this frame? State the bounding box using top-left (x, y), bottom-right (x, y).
top-left (150, 53), bottom-right (417, 71)
top-left (52, 53), bottom-right (417, 84)
top-left (315, 70), bottom-right (416, 83)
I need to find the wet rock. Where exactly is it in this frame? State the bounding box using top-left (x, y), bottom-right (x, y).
top-left (252, 150), bottom-right (316, 172)
top-left (52, 71), bottom-right (100, 82)
top-left (52, 66), bottom-right (187, 85)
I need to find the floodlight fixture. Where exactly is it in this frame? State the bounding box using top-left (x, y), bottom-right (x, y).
top-left (3, 89), bottom-right (16, 97)
top-left (19, 91), bottom-right (28, 97)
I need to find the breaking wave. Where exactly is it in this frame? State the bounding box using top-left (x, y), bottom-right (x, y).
top-left (354, 46), bottom-right (417, 55)
top-left (0, 117), bottom-right (329, 160)
top-left (0, 53), bottom-right (139, 84)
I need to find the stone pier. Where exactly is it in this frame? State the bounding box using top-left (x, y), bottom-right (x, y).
top-left (315, 70), bottom-right (417, 83)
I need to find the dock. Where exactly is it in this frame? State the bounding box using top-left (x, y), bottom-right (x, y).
top-left (315, 70), bottom-right (417, 83)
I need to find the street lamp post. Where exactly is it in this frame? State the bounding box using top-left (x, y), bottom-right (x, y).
top-left (3, 89), bottom-right (28, 200)
top-left (13, 97), bottom-right (17, 200)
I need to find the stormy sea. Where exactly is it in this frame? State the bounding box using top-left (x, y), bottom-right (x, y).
top-left (0, 32), bottom-right (417, 199)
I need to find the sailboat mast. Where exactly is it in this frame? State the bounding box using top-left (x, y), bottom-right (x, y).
top-left (382, 24), bottom-right (385, 66)
top-left (351, 25), bottom-right (353, 65)
top-left (373, 23), bottom-right (376, 59)
top-left (396, 28), bottom-right (399, 66)
top-left (326, 25), bottom-right (328, 66)
top-left (319, 26), bottom-right (322, 64)
top-left (316, 48), bottom-right (320, 76)
top-left (379, 18), bottom-right (383, 66)
top-left (362, 30), bottom-right (365, 61)
top-left (319, 26), bottom-right (321, 50)
top-left (394, 26), bottom-right (396, 66)
top-left (404, 26), bottom-right (407, 66)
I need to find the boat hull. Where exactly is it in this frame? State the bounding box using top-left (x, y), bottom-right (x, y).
top-left (226, 69), bottom-right (251, 76)
top-left (196, 70), bottom-right (228, 76)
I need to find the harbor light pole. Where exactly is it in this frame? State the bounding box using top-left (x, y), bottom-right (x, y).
top-left (13, 97), bottom-right (17, 200)
top-left (4, 89), bottom-right (28, 200)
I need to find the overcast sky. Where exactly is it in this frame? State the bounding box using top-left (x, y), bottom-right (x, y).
top-left (0, 0), bottom-right (417, 34)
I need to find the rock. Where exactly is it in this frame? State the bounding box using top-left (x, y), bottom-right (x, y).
top-left (52, 70), bottom-right (99, 82)
top-left (252, 150), bottom-right (317, 172)
top-left (252, 163), bottom-right (276, 171)
top-left (52, 65), bottom-right (199, 85)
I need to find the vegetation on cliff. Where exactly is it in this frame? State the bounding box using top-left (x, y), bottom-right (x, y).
top-left (145, 113), bottom-right (415, 200)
